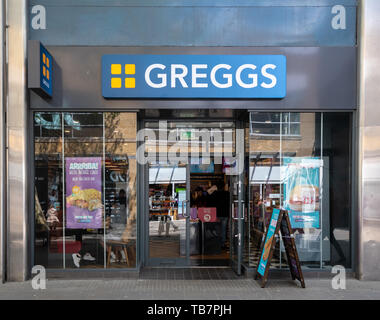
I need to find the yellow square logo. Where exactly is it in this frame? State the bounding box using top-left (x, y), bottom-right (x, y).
top-left (46, 70), bottom-right (50, 80)
top-left (125, 64), bottom-right (135, 75)
top-left (43, 66), bottom-right (46, 77)
top-left (46, 58), bottom-right (50, 68)
top-left (43, 53), bottom-right (46, 65)
top-left (111, 64), bottom-right (122, 75)
top-left (111, 78), bottom-right (122, 88)
top-left (125, 78), bottom-right (135, 88)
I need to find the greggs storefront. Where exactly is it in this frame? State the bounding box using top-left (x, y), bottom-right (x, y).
top-left (6, 0), bottom-right (377, 282)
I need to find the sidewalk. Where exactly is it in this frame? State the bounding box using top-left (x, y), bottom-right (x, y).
top-left (1, 278), bottom-right (380, 300)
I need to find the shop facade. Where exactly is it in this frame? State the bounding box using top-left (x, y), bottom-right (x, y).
top-left (1, 0), bottom-right (380, 282)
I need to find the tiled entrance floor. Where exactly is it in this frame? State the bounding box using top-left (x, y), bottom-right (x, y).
top-left (139, 267), bottom-right (241, 280)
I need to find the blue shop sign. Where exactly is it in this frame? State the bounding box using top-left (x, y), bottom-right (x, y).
top-left (102, 55), bottom-right (286, 99)
top-left (28, 40), bottom-right (53, 98)
top-left (39, 43), bottom-right (53, 97)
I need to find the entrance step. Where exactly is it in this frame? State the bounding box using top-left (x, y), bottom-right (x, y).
top-left (139, 267), bottom-right (244, 280)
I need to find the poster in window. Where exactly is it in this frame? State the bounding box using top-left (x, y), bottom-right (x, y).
top-left (283, 157), bottom-right (321, 229)
top-left (65, 157), bottom-right (103, 229)
top-left (176, 188), bottom-right (186, 215)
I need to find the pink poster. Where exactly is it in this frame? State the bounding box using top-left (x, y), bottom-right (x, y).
top-left (65, 157), bottom-right (103, 229)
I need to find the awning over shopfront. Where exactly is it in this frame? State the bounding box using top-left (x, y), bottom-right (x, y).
top-left (249, 166), bottom-right (281, 184)
top-left (149, 166), bottom-right (186, 184)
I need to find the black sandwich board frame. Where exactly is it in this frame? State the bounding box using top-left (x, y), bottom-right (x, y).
top-left (255, 209), bottom-right (305, 288)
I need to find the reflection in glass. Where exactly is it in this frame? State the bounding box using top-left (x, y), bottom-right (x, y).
top-left (104, 112), bottom-right (137, 268)
top-left (34, 113), bottom-right (63, 268)
top-left (34, 112), bottom-right (137, 269)
top-left (245, 112), bottom-right (351, 270)
top-left (148, 163), bottom-right (187, 259)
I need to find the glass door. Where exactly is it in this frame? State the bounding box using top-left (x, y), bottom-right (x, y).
top-left (230, 176), bottom-right (245, 275)
top-left (230, 123), bottom-right (245, 275)
top-left (147, 162), bottom-right (190, 266)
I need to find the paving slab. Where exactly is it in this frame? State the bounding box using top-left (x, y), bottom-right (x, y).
top-left (0, 279), bottom-right (379, 300)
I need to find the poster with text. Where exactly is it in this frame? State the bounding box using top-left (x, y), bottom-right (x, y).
top-left (258, 208), bottom-right (280, 276)
top-left (282, 157), bottom-right (321, 229)
top-left (66, 157), bottom-right (103, 229)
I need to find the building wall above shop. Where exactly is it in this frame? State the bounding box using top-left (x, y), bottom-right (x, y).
top-left (29, 46), bottom-right (357, 111)
top-left (28, 0), bottom-right (357, 47)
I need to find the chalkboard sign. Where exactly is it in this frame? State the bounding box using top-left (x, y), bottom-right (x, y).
top-left (256, 208), bottom-right (281, 283)
top-left (279, 211), bottom-right (305, 288)
top-left (255, 209), bottom-right (305, 288)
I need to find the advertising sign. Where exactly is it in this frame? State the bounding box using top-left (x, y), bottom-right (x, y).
top-left (65, 157), bottom-right (103, 229)
top-left (279, 213), bottom-right (303, 285)
top-left (255, 209), bottom-right (305, 288)
top-left (190, 161), bottom-right (214, 174)
top-left (102, 54), bottom-right (286, 99)
top-left (282, 157), bottom-right (321, 229)
top-left (39, 43), bottom-right (53, 97)
top-left (257, 208), bottom-right (280, 276)
top-left (28, 40), bottom-right (53, 98)
top-left (198, 207), bottom-right (217, 223)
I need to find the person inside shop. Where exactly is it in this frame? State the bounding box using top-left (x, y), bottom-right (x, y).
top-left (157, 185), bottom-right (178, 236)
top-left (205, 182), bottom-right (230, 249)
top-left (214, 182), bottom-right (230, 249)
top-left (191, 186), bottom-right (207, 208)
top-left (49, 189), bottom-right (58, 205)
top-left (72, 231), bottom-right (97, 268)
top-left (46, 202), bottom-right (60, 231)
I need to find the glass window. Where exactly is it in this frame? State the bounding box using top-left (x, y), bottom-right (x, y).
top-left (245, 112), bottom-right (351, 270)
top-left (34, 112), bottom-right (137, 269)
top-left (250, 112), bottom-right (300, 138)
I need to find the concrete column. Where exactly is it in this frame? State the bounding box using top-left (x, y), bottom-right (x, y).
top-left (358, 0), bottom-right (380, 280)
top-left (6, 0), bottom-right (28, 281)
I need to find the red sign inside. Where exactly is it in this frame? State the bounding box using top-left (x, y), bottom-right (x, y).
top-left (198, 207), bottom-right (217, 222)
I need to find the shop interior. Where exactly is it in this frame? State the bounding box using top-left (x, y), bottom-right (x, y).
top-left (148, 158), bottom-right (232, 266)
top-left (34, 111), bottom-right (352, 272)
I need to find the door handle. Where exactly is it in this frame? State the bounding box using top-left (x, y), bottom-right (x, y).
top-left (182, 199), bottom-right (190, 218)
top-left (231, 202), bottom-right (245, 220)
top-left (234, 232), bottom-right (241, 246)
top-left (231, 202), bottom-right (238, 220)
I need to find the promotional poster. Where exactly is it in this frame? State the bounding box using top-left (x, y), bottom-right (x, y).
top-left (258, 208), bottom-right (280, 276)
top-left (65, 157), bottom-right (103, 229)
top-left (282, 157), bottom-right (321, 229)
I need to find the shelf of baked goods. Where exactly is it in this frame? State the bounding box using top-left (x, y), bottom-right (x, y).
top-left (149, 207), bottom-right (181, 219)
top-left (151, 199), bottom-right (177, 204)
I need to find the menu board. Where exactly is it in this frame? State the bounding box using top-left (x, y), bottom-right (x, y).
top-left (256, 209), bottom-right (305, 288)
top-left (279, 211), bottom-right (305, 287)
top-left (65, 157), bottom-right (103, 229)
top-left (257, 208), bottom-right (281, 277)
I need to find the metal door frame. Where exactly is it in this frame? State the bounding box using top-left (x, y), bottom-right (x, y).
top-left (145, 160), bottom-right (191, 267)
top-left (230, 120), bottom-right (245, 275)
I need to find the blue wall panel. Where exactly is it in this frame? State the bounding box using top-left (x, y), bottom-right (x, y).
top-left (28, 1), bottom-right (357, 46)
